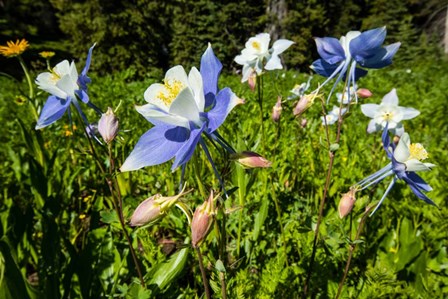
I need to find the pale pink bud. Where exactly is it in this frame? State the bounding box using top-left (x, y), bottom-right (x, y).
top-left (272, 96), bottom-right (282, 122)
top-left (129, 195), bottom-right (162, 226)
top-left (248, 71), bottom-right (257, 91)
top-left (231, 151), bottom-right (272, 168)
top-left (129, 187), bottom-right (189, 227)
top-left (98, 107), bottom-right (119, 144)
top-left (338, 188), bottom-right (356, 218)
top-left (356, 88), bottom-right (373, 98)
top-left (300, 118), bottom-right (308, 128)
top-left (191, 191), bottom-right (217, 248)
top-left (293, 93), bottom-right (319, 116)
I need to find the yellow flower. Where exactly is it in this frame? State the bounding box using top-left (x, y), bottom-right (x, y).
top-left (39, 51), bottom-right (55, 59)
top-left (0, 39), bottom-right (29, 57)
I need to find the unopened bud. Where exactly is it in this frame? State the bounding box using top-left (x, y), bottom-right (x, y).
top-left (191, 191), bottom-right (217, 248)
top-left (272, 96), bottom-right (282, 122)
top-left (356, 88), bottom-right (373, 98)
top-left (98, 107), bottom-right (119, 144)
top-left (129, 187), bottom-right (189, 227)
top-left (293, 93), bottom-right (319, 116)
top-left (248, 71), bottom-right (257, 91)
top-left (338, 188), bottom-right (356, 218)
top-left (300, 118), bottom-right (308, 128)
top-left (231, 151), bottom-right (272, 168)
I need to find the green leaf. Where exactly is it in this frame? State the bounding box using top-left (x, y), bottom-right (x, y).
top-left (147, 240), bottom-right (189, 292)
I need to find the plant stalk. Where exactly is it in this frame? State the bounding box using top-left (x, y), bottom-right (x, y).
top-left (196, 247), bottom-right (211, 299)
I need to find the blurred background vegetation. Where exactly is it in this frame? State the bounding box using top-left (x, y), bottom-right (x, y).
top-left (1, 0), bottom-right (447, 78)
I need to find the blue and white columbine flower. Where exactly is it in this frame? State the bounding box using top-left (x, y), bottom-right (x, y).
top-left (355, 125), bottom-right (436, 215)
top-left (234, 33), bottom-right (294, 82)
top-left (35, 45), bottom-right (97, 129)
top-left (311, 27), bottom-right (400, 102)
top-left (121, 44), bottom-right (243, 172)
top-left (361, 88), bottom-right (419, 136)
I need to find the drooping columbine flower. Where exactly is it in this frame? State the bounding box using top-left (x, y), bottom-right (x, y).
top-left (121, 44), bottom-right (243, 172)
top-left (230, 151), bottom-right (272, 169)
top-left (321, 106), bottom-right (347, 126)
top-left (35, 45), bottom-right (98, 129)
top-left (272, 96), bottom-right (282, 122)
top-left (234, 33), bottom-right (294, 83)
top-left (0, 39), bottom-right (29, 57)
top-left (288, 76), bottom-right (313, 100)
top-left (354, 125), bottom-right (436, 215)
top-left (311, 27), bottom-right (400, 102)
top-left (360, 88), bottom-right (419, 136)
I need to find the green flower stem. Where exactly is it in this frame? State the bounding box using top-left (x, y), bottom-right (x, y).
top-left (195, 247), bottom-right (211, 299)
top-left (257, 74), bottom-right (266, 153)
top-left (270, 179), bottom-right (289, 266)
top-left (192, 152), bottom-right (207, 198)
top-left (108, 144), bottom-right (145, 288)
top-left (303, 82), bottom-right (348, 298)
top-left (17, 56), bottom-right (38, 121)
top-left (73, 108), bottom-right (145, 287)
top-left (336, 205), bottom-right (373, 299)
top-left (235, 164), bottom-right (246, 257)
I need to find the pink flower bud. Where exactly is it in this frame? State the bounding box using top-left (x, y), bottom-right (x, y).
top-left (272, 96), bottom-right (282, 122)
top-left (300, 118), bottom-right (308, 128)
top-left (191, 191), bottom-right (217, 248)
top-left (129, 187), bottom-right (190, 227)
top-left (248, 71), bottom-right (257, 91)
top-left (293, 93), bottom-right (320, 116)
top-left (231, 151), bottom-right (272, 168)
top-left (338, 188), bottom-right (357, 218)
top-left (98, 107), bottom-right (119, 144)
top-left (356, 88), bottom-right (373, 98)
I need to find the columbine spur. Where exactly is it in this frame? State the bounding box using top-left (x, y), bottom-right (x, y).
top-left (121, 44), bottom-right (243, 172)
top-left (35, 45), bottom-right (99, 129)
top-left (234, 33), bottom-right (294, 83)
top-left (361, 88), bottom-right (419, 136)
top-left (311, 27), bottom-right (400, 102)
top-left (354, 125), bottom-right (436, 215)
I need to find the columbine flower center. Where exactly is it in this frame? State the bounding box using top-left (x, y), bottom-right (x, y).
top-left (158, 79), bottom-right (185, 106)
top-left (252, 41), bottom-right (261, 52)
top-left (409, 143), bottom-right (428, 161)
top-left (50, 68), bottom-right (61, 83)
top-left (381, 110), bottom-right (394, 121)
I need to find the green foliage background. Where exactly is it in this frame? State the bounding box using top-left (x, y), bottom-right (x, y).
top-left (1, 0), bottom-right (448, 298)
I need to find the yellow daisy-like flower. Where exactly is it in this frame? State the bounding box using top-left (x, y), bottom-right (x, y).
top-left (0, 39), bottom-right (29, 57)
top-left (39, 51), bottom-right (55, 59)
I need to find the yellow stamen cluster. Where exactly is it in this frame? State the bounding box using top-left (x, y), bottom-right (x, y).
top-left (409, 143), bottom-right (428, 161)
top-left (157, 79), bottom-right (185, 106)
top-left (252, 41), bottom-right (261, 51)
top-left (39, 51), bottom-right (55, 59)
top-left (0, 39), bottom-right (29, 57)
top-left (382, 111), bottom-right (394, 121)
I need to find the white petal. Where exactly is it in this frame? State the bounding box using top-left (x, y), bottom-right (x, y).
top-left (136, 103), bottom-right (190, 128)
top-left (69, 61), bottom-right (78, 81)
top-left (360, 103), bottom-right (379, 118)
top-left (241, 65), bottom-right (254, 83)
top-left (393, 133), bottom-right (410, 163)
top-left (253, 33), bottom-right (270, 54)
top-left (144, 83), bottom-right (170, 110)
top-left (400, 107), bottom-right (420, 120)
top-left (165, 65), bottom-right (189, 85)
top-left (169, 87), bottom-right (201, 125)
top-left (53, 60), bottom-right (71, 76)
top-left (188, 67), bottom-right (205, 112)
top-left (381, 88), bottom-right (399, 105)
top-left (367, 119), bottom-right (379, 133)
top-left (271, 39), bottom-right (294, 55)
top-left (405, 159), bottom-right (433, 172)
top-left (56, 74), bottom-right (77, 98)
top-left (265, 54), bottom-right (282, 70)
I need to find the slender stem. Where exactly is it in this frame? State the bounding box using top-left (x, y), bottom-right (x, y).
top-left (108, 144), bottom-right (145, 287)
top-left (219, 272), bottom-right (227, 299)
top-left (236, 164), bottom-right (245, 256)
top-left (257, 74), bottom-right (266, 153)
top-left (195, 247), bottom-right (211, 299)
top-left (18, 56), bottom-right (35, 100)
top-left (303, 84), bottom-right (348, 298)
top-left (335, 206), bottom-right (373, 299)
top-left (271, 182), bottom-right (289, 266)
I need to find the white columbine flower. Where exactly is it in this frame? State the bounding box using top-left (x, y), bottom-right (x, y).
top-left (321, 106), bottom-right (347, 125)
top-left (393, 133), bottom-right (435, 172)
top-left (361, 88), bottom-right (419, 135)
top-left (336, 85), bottom-right (357, 104)
top-left (36, 60), bottom-right (79, 100)
top-left (234, 33), bottom-right (294, 82)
